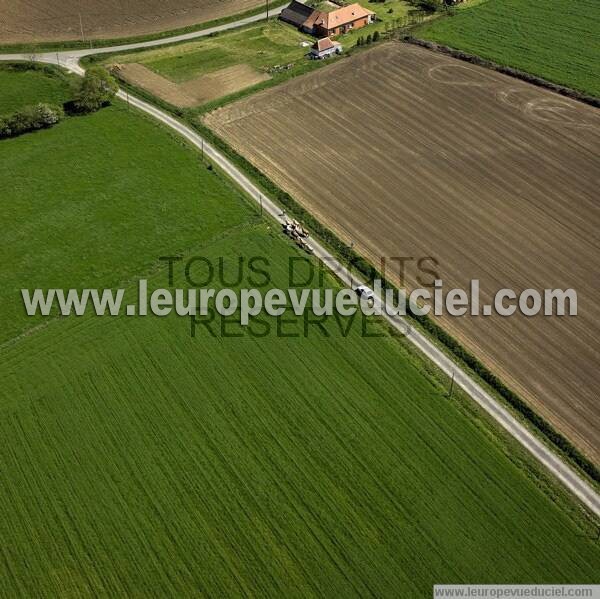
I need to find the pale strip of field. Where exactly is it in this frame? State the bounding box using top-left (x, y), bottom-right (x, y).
top-left (0, 0), bottom-right (263, 43)
top-left (118, 63), bottom-right (270, 108)
top-left (205, 42), bottom-right (600, 462)
top-left (119, 63), bottom-right (196, 107)
top-left (180, 64), bottom-right (270, 105)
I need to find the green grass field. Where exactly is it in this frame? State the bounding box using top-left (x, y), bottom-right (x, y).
top-left (1, 65), bottom-right (599, 596)
top-left (0, 102), bottom-right (251, 343)
top-left (0, 64), bottom-right (72, 113)
top-left (351, 0), bottom-right (412, 37)
top-left (416, 0), bottom-right (600, 97)
top-left (106, 22), bottom-right (309, 84)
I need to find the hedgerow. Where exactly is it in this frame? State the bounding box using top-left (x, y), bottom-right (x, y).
top-left (0, 103), bottom-right (64, 138)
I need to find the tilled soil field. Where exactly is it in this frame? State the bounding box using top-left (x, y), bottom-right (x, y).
top-left (205, 42), bottom-right (600, 463)
top-left (0, 0), bottom-right (264, 44)
top-left (118, 63), bottom-right (269, 107)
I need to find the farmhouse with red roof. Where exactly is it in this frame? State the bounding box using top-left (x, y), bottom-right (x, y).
top-left (280, 1), bottom-right (375, 37)
top-left (312, 4), bottom-right (375, 37)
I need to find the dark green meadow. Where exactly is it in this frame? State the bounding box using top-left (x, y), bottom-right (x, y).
top-left (0, 65), bottom-right (598, 597)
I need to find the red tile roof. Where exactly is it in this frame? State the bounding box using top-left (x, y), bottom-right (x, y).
top-left (315, 3), bottom-right (375, 30)
top-left (313, 37), bottom-right (341, 52)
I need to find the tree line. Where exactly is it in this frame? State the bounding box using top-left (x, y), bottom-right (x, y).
top-left (355, 30), bottom-right (380, 46)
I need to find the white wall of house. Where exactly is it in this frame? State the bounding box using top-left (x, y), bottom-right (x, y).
top-left (311, 46), bottom-right (342, 59)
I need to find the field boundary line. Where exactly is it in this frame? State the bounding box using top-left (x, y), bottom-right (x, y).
top-left (403, 36), bottom-right (600, 108)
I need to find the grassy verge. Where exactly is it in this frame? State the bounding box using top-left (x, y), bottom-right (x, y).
top-left (0, 0), bottom-right (288, 54)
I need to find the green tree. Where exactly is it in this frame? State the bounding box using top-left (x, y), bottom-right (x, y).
top-left (74, 67), bottom-right (118, 113)
top-left (409, 0), bottom-right (443, 12)
top-left (373, 30), bottom-right (380, 42)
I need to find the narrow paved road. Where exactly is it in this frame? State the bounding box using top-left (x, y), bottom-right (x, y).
top-left (121, 90), bottom-right (600, 519)
top-left (1, 15), bottom-right (599, 519)
top-left (0, 3), bottom-right (291, 68)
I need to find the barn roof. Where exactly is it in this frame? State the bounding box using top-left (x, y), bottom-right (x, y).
top-left (302, 9), bottom-right (325, 30)
top-left (303, 10), bottom-right (325, 31)
top-left (279, 1), bottom-right (316, 27)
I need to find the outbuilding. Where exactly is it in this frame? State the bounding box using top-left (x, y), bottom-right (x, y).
top-left (310, 37), bottom-right (343, 59)
top-left (279, 0), bottom-right (316, 29)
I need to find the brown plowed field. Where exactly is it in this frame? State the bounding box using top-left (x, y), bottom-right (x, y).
top-left (118, 63), bottom-right (269, 107)
top-left (205, 42), bottom-right (600, 463)
top-left (0, 0), bottom-right (263, 44)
